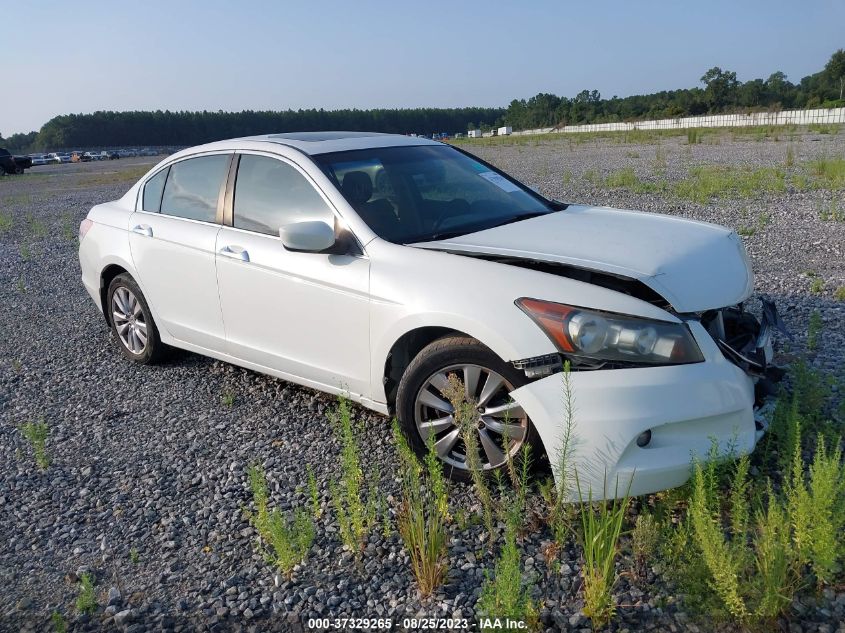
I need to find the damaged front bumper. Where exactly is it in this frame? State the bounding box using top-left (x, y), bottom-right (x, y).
top-left (510, 300), bottom-right (787, 501)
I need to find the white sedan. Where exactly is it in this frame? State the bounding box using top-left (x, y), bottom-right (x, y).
top-left (78, 131), bottom-right (780, 498)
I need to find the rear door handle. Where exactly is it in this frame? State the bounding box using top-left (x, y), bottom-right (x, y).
top-left (219, 245), bottom-right (250, 262)
top-left (131, 224), bottom-right (153, 237)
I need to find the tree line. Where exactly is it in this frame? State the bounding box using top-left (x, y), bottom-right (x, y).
top-left (2, 49), bottom-right (843, 153)
top-left (502, 49), bottom-right (845, 131)
top-left (0, 108), bottom-right (506, 152)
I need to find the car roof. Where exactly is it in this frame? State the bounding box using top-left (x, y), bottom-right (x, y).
top-left (171, 131), bottom-right (443, 159)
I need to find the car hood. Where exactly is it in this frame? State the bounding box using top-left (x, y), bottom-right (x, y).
top-left (412, 204), bottom-right (753, 313)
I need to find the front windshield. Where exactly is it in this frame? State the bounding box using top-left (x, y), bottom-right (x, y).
top-left (313, 145), bottom-right (556, 243)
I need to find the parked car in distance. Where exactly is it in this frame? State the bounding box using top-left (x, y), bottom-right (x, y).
top-left (108, 151), bottom-right (120, 160)
top-left (0, 148), bottom-right (32, 174)
top-left (78, 131), bottom-right (782, 499)
top-left (84, 151), bottom-right (103, 161)
top-left (47, 152), bottom-right (71, 163)
top-left (29, 154), bottom-right (51, 166)
top-left (71, 151), bottom-right (91, 162)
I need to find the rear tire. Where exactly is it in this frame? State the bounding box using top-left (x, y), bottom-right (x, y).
top-left (395, 335), bottom-right (543, 483)
top-left (106, 273), bottom-right (166, 364)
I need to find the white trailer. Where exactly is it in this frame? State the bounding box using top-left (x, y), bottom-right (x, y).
top-left (497, 126), bottom-right (512, 136)
top-left (468, 129), bottom-right (482, 138)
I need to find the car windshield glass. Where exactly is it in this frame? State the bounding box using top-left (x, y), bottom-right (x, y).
top-left (313, 145), bottom-right (556, 243)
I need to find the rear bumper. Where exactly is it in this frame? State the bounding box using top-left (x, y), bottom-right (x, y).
top-left (510, 321), bottom-right (759, 500)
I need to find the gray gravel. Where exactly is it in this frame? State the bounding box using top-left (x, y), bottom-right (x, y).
top-left (1, 137), bottom-right (844, 632)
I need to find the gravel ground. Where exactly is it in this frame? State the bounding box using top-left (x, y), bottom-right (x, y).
top-left (1, 135), bottom-right (844, 633)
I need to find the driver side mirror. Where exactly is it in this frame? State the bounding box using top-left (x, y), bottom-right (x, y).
top-left (279, 220), bottom-right (336, 253)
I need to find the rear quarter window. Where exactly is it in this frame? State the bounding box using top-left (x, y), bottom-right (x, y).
top-left (142, 168), bottom-right (169, 213)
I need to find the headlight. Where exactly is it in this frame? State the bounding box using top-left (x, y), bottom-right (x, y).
top-left (516, 298), bottom-right (704, 365)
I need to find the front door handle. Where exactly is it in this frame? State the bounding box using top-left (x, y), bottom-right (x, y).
top-left (131, 224), bottom-right (153, 237)
top-left (219, 245), bottom-right (250, 262)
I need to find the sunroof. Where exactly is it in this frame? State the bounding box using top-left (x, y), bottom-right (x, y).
top-left (268, 131), bottom-right (388, 142)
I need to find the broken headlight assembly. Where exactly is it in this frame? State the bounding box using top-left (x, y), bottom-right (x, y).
top-left (516, 297), bottom-right (704, 366)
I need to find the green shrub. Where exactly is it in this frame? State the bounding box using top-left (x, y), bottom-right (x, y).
top-left (393, 421), bottom-right (449, 596)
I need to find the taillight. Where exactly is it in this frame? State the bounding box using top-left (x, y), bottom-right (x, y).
top-left (79, 218), bottom-right (94, 241)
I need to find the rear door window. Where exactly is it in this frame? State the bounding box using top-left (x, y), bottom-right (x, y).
top-left (160, 155), bottom-right (231, 222)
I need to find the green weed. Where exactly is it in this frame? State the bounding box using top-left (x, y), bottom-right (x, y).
top-left (675, 166), bottom-right (786, 203)
top-left (442, 373), bottom-right (495, 540)
top-left (0, 210), bottom-right (11, 233)
top-left (834, 286), bottom-right (845, 301)
top-left (393, 420), bottom-right (449, 596)
top-left (548, 362), bottom-right (577, 544)
top-left (307, 464), bottom-right (321, 519)
top-left (810, 277), bottom-right (824, 294)
top-left (248, 464), bottom-right (315, 577)
top-left (576, 474), bottom-right (631, 628)
top-left (220, 389), bottom-right (235, 407)
top-left (632, 512), bottom-right (660, 577)
top-left (129, 547), bottom-right (140, 564)
top-left (20, 419), bottom-right (49, 469)
top-left (75, 572), bottom-right (97, 615)
top-left (819, 200), bottom-right (845, 221)
top-left (476, 519), bottom-right (538, 631)
top-left (807, 157), bottom-right (845, 189)
top-left (329, 396), bottom-right (378, 553)
top-left (51, 611), bottom-right (67, 633)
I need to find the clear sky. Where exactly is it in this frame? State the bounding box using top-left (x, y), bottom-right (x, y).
top-left (3, 0), bottom-right (843, 135)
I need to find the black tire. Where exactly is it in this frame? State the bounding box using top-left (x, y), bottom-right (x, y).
top-left (395, 335), bottom-right (544, 483)
top-left (106, 273), bottom-right (166, 364)
top-left (14, 165), bottom-right (23, 175)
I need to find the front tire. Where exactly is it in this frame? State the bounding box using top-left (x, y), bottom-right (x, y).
top-left (107, 273), bottom-right (165, 364)
top-left (395, 336), bottom-right (542, 483)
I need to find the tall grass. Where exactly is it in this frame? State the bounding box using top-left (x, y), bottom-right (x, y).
top-left (576, 473), bottom-right (631, 628)
top-left (807, 157), bottom-right (845, 189)
top-left (393, 421), bottom-right (449, 596)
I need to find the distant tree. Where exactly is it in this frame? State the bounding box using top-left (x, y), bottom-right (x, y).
top-left (824, 49), bottom-right (845, 100)
top-left (701, 67), bottom-right (740, 110)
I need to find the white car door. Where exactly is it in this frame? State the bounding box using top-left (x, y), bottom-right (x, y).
top-left (128, 152), bottom-right (232, 350)
top-left (215, 153), bottom-right (371, 398)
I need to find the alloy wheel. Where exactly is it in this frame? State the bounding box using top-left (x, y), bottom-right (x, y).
top-left (112, 287), bottom-right (148, 355)
top-left (414, 363), bottom-right (528, 471)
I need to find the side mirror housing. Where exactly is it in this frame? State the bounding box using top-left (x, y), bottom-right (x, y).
top-left (280, 220), bottom-right (336, 253)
